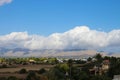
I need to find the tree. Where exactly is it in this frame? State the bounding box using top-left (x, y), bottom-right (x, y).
top-left (94, 53), bottom-right (103, 64)
top-left (55, 63), bottom-right (69, 73)
top-left (19, 68), bottom-right (27, 74)
top-left (38, 68), bottom-right (46, 74)
top-left (0, 64), bottom-right (7, 68)
top-left (0, 77), bottom-right (7, 80)
top-left (47, 68), bottom-right (65, 80)
top-left (26, 71), bottom-right (40, 80)
top-left (7, 76), bottom-right (18, 80)
top-left (108, 58), bottom-right (120, 78)
top-left (87, 57), bottom-right (92, 62)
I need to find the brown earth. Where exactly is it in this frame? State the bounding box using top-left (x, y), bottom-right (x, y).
top-left (0, 64), bottom-right (54, 73)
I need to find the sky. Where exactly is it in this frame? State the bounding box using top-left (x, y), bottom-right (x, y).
top-left (0, 0), bottom-right (120, 55)
top-left (0, 0), bottom-right (120, 35)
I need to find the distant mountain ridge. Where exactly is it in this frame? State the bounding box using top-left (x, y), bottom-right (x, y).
top-left (0, 47), bottom-right (119, 57)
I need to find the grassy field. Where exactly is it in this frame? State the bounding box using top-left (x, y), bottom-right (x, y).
top-left (0, 64), bottom-right (54, 73)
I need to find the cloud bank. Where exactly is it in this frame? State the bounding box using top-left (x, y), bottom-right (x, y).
top-left (0, 0), bottom-right (12, 6)
top-left (0, 26), bottom-right (120, 52)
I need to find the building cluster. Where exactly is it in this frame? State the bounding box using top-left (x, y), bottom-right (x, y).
top-left (89, 60), bottom-right (110, 75)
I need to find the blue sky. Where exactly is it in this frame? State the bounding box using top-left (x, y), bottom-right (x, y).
top-left (0, 0), bottom-right (120, 36)
top-left (0, 0), bottom-right (120, 56)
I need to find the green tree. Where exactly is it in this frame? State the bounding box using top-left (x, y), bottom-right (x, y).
top-left (94, 53), bottom-right (102, 61)
top-left (0, 77), bottom-right (7, 80)
top-left (55, 63), bottom-right (69, 73)
top-left (26, 71), bottom-right (40, 80)
top-left (47, 68), bottom-right (65, 80)
top-left (7, 76), bottom-right (18, 80)
top-left (108, 58), bottom-right (120, 78)
top-left (38, 68), bottom-right (46, 74)
top-left (0, 64), bottom-right (7, 68)
top-left (19, 68), bottom-right (27, 74)
top-left (87, 57), bottom-right (92, 62)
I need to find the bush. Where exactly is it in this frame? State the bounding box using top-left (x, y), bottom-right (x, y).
top-left (38, 68), bottom-right (46, 74)
top-left (26, 71), bottom-right (40, 80)
top-left (19, 68), bottom-right (27, 74)
top-left (7, 76), bottom-right (18, 80)
top-left (0, 77), bottom-right (7, 80)
top-left (0, 64), bottom-right (7, 68)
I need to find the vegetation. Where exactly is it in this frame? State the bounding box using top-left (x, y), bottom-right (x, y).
top-left (19, 68), bottom-right (27, 74)
top-left (26, 71), bottom-right (40, 80)
top-left (7, 76), bottom-right (18, 80)
top-left (38, 68), bottom-right (46, 74)
top-left (0, 54), bottom-right (120, 80)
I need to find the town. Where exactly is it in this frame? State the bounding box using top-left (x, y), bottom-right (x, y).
top-left (0, 53), bottom-right (120, 80)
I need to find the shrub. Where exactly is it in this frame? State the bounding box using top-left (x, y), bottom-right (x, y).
top-left (7, 76), bottom-right (18, 80)
top-left (0, 77), bottom-right (7, 80)
top-left (1, 64), bottom-right (7, 68)
top-left (19, 68), bottom-right (27, 74)
top-left (26, 71), bottom-right (40, 80)
top-left (38, 68), bottom-right (46, 74)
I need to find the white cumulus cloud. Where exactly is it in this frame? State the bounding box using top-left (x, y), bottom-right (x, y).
top-left (0, 0), bottom-right (12, 6)
top-left (0, 26), bottom-right (120, 52)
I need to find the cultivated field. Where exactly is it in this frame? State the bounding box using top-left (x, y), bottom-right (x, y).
top-left (0, 64), bottom-right (54, 73)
